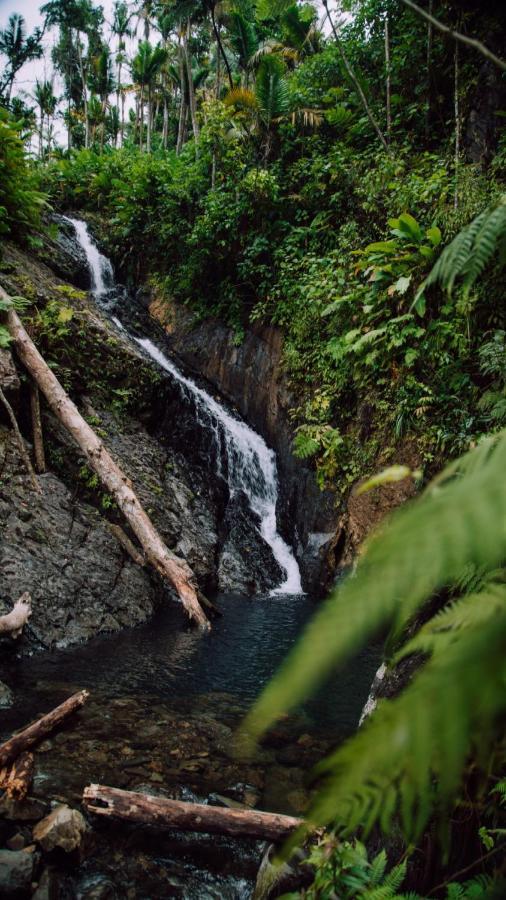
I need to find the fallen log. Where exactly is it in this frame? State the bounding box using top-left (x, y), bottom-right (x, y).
top-left (0, 592), bottom-right (32, 638)
top-left (83, 785), bottom-right (303, 842)
top-left (0, 752), bottom-right (34, 800)
top-left (30, 382), bottom-right (46, 473)
top-left (1, 298), bottom-right (209, 630)
top-left (0, 385), bottom-right (40, 493)
top-left (0, 690), bottom-right (89, 769)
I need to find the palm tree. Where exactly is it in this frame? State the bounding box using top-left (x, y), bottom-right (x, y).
top-left (33, 79), bottom-right (58, 158)
top-left (89, 46), bottom-right (116, 149)
top-left (112, 1), bottom-right (133, 143)
top-left (0, 14), bottom-right (44, 104)
top-left (130, 40), bottom-right (168, 151)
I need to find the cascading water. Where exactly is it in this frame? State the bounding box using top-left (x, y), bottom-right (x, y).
top-left (65, 217), bottom-right (303, 595)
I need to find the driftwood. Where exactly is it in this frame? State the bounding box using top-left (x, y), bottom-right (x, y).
top-left (0, 752), bottom-right (34, 800)
top-left (1, 298), bottom-right (209, 630)
top-left (30, 382), bottom-right (46, 473)
top-left (0, 690), bottom-right (89, 769)
top-left (0, 592), bottom-right (32, 638)
top-left (0, 385), bottom-right (41, 493)
top-left (83, 785), bottom-right (303, 842)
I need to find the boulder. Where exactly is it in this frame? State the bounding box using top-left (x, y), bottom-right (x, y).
top-left (33, 805), bottom-right (87, 854)
top-left (0, 681), bottom-right (13, 709)
top-left (0, 849), bottom-right (36, 897)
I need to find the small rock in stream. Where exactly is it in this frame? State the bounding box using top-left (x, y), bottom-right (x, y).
top-left (0, 682), bottom-right (13, 709)
top-left (33, 806), bottom-right (87, 854)
top-left (0, 848), bottom-right (36, 897)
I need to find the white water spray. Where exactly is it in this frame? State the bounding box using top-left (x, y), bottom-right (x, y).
top-left (65, 217), bottom-right (303, 595)
top-left (62, 216), bottom-right (113, 297)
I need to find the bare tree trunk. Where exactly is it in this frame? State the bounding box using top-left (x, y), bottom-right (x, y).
top-left (454, 41), bottom-right (460, 211)
top-left (211, 6), bottom-right (233, 91)
top-left (76, 36), bottom-right (90, 150)
top-left (2, 302), bottom-right (210, 630)
top-left (0, 691), bottom-right (89, 769)
top-left (147, 84), bottom-right (152, 153)
top-left (425, 0), bottom-right (433, 140)
top-left (139, 85), bottom-right (145, 151)
top-left (176, 38), bottom-right (187, 156)
top-left (83, 785), bottom-right (303, 841)
top-left (162, 94), bottom-right (169, 149)
top-left (385, 14), bottom-right (392, 141)
top-left (215, 27), bottom-right (222, 100)
top-left (0, 386), bottom-right (40, 493)
top-left (0, 593), bottom-right (31, 638)
top-left (183, 22), bottom-right (200, 151)
top-left (30, 383), bottom-right (45, 472)
top-left (322, 0), bottom-right (389, 152)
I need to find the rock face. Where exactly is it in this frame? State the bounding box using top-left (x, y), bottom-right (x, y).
top-left (0, 848), bottom-right (36, 896)
top-left (33, 805), bottom-right (87, 853)
top-left (147, 296), bottom-right (338, 593)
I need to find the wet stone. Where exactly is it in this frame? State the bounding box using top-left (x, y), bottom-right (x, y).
top-left (33, 806), bottom-right (87, 854)
top-left (0, 849), bottom-right (36, 897)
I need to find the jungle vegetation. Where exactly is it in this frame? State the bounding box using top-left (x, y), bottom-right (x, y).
top-left (1, 0), bottom-right (505, 896)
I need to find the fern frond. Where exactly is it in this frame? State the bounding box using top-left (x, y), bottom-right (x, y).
top-left (243, 428), bottom-right (506, 745)
top-left (302, 609), bottom-right (506, 840)
top-left (424, 196), bottom-right (506, 298)
top-left (394, 582), bottom-right (506, 663)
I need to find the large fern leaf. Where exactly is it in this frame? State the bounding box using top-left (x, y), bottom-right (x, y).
top-left (424, 196), bottom-right (506, 298)
top-left (227, 11), bottom-right (258, 70)
top-left (243, 427), bottom-right (506, 743)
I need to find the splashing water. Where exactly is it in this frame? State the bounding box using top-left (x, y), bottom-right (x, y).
top-left (65, 216), bottom-right (303, 595)
top-left (62, 216), bottom-right (113, 297)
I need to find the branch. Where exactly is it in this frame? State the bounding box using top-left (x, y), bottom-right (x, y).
top-left (0, 387), bottom-right (41, 493)
top-left (399, 0), bottom-right (506, 72)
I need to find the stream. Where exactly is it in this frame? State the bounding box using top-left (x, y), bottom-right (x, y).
top-left (1, 220), bottom-right (379, 899)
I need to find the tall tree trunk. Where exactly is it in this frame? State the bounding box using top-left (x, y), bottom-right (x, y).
top-left (425, 0), bottom-right (433, 140)
top-left (139, 85), bottom-right (145, 150)
top-left (2, 302), bottom-right (210, 630)
top-left (162, 92), bottom-right (169, 149)
top-left (454, 40), bottom-right (460, 210)
top-left (176, 38), bottom-right (187, 156)
top-left (147, 84), bottom-right (152, 152)
top-left (211, 6), bottom-right (233, 91)
top-left (183, 22), bottom-right (200, 151)
top-left (76, 36), bottom-right (90, 150)
top-left (38, 111), bottom-right (43, 159)
top-left (215, 30), bottom-right (222, 100)
top-left (385, 13), bottom-right (392, 141)
top-left (322, 0), bottom-right (388, 152)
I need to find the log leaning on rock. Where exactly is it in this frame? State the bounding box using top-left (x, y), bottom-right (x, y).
top-left (0, 752), bottom-right (34, 800)
top-left (1, 299), bottom-right (210, 630)
top-left (0, 690), bottom-right (89, 769)
top-left (83, 785), bottom-right (303, 842)
top-left (0, 593), bottom-right (32, 638)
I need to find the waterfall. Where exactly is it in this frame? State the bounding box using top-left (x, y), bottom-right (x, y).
top-left (65, 217), bottom-right (303, 596)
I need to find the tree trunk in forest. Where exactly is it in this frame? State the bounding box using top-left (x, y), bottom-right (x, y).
top-left (385, 14), bottom-right (392, 141)
top-left (30, 382), bottom-right (45, 473)
top-left (211, 6), bottom-right (233, 91)
top-left (1, 302), bottom-right (210, 630)
top-left (425, 0), bottom-right (433, 140)
top-left (454, 41), bottom-right (460, 210)
top-left (0, 691), bottom-right (89, 769)
top-left (0, 386), bottom-right (40, 493)
top-left (147, 84), bottom-right (152, 152)
top-left (83, 785), bottom-right (303, 841)
top-left (176, 38), bottom-right (187, 156)
top-left (322, 0), bottom-right (389, 152)
top-left (76, 36), bottom-right (90, 150)
top-left (0, 753), bottom-right (34, 801)
top-left (183, 23), bottom-right (200, 151)
top-left (0, 593), bottom-right (32, 638)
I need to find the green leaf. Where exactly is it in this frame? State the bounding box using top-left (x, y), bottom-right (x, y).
top-left (426, 226), bottom-right (442, 246)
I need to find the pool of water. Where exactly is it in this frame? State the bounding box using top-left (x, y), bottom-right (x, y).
top-left (1, 593), bottom-right (378, 898)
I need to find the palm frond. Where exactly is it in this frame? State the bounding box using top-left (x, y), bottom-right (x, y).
top-left (223, 86), bottom-right (258, 111)
top-left (255, 54), bottom-right (290, 123)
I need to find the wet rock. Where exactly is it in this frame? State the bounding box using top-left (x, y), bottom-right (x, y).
top-left (0, 797), bottom-right (48, 822)
top-left (5, 835), bottom-right (25, 852)
top-left (0, 849), bottom-right (36, 897)
top-left (33, 806), bottom-right (87, 854)
top-left (0, 681), bottom-right (13, 709)
top-left (32, 867), bottom-right (76, 900)
top-left (0, 427), bottom-right (159, 651)
top-left (40, 216), bottom-right (91, 289)
top-left (218, 493), bottom-right (282, 594)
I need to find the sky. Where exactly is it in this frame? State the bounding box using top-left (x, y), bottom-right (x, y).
top-left (0, 0), bottom-right (335, 147)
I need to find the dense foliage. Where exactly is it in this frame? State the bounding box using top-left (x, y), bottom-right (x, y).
top-left (1, 0), bottom-right (506, 895)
